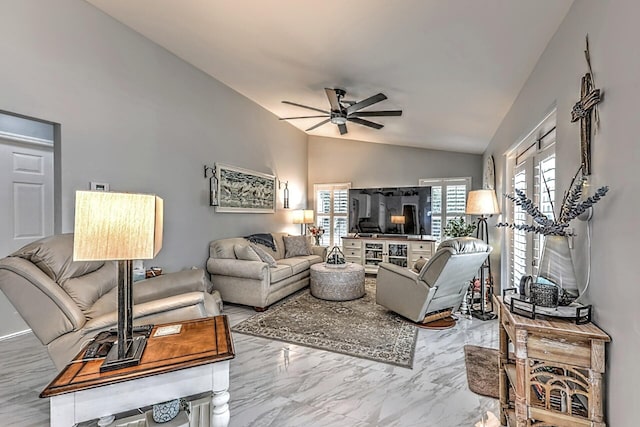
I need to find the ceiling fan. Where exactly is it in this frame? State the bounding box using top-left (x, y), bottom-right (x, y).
top-left (279, 88), bottom-right (402, 135)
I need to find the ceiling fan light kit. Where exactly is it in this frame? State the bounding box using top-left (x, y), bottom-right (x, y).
top-left (280, 88), bottom-right (402, 135)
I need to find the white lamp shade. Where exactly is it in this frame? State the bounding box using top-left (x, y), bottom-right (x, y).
top-left (303, 210), bottom-right (314, 224)
top-left (73, 191), bottom-right (163, 261)
top-left (466, 190), bottom-right (500, 215)
top-left (293, 209), bottom-right (314, 224)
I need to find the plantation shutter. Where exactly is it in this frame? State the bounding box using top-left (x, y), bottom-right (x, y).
top-left (418, 177), bottom-right (471, 244)
top-left (507, 109), bottom-right (557, 287)
top-left (314, 183), bottom-right (350, 247)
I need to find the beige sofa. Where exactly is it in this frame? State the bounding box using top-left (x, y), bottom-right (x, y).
top-left (207, 233), bottom-right (326, 310)
top-left (0, 234), bottom-right (222, 370)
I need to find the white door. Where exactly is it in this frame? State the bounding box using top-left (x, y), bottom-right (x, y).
top-left (0, 136), bottom-right (54, 336)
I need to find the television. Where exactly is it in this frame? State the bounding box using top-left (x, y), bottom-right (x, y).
top-left (348, 186), bottom-right (432, 236)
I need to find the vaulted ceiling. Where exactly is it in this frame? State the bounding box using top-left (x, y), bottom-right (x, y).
top-left (86, 0), bottom-right (574, 154)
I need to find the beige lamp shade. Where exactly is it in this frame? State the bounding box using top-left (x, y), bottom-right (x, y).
top-left (390, 215), bottom-right (406, 224)
top-left (293, 209), bottom-right (314, 224)
top-left (73, 191), bottom-right (164, 261)
top-left (465, 189), bottom-right (500, 216)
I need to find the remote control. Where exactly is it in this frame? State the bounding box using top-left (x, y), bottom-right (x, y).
top-left (84, 342), bottom-right (100, 359)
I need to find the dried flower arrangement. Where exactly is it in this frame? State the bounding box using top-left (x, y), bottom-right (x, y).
top-left (497, 169), bottom-right (609, 236)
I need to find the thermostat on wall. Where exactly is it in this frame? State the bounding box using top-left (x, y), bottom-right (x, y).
top-left (90, 182), bottom-right (110, 191)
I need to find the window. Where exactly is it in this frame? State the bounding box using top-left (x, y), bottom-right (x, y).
top-left (418, 177), bottom-right (471, 244)
top-left (314, 183), bottom-right (350, 247)
top-left (506, 110), bottom-right (556, 287)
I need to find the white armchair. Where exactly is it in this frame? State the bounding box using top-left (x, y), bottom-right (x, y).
top-left (376, 237), bottom-right (491, 324)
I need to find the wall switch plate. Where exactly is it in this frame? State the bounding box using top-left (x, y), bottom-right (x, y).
top-left (90, 182), bottom-right (110, 191)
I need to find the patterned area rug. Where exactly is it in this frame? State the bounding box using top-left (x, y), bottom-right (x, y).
top-left (464, 345), bottom-right (499, 398)
top-left (232, 278), bottom-right (418, 368)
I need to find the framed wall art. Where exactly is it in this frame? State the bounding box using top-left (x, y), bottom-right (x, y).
top-left (215, 163), bottom-right (276, 213)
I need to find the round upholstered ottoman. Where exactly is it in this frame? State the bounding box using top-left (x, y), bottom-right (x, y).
top-left (310, 262), bottom-right (365, 301)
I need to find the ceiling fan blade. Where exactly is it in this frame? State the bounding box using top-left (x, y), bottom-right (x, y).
top-left (325, 88), bottom-right (341, 111)
top-left (346, 93), bottom-right (387, 115)
top-left (282, 101), bottom-right (330, 115)
top-left (350, 110), bottom-right (402, 117)
top-left (305, 119), bottom-right (331, 132)
top-left (348, 117), bottom-right (384, 130)
top-left (279, 115), bottom-right (328, 120)
top-left (338, 123), bottom-right (348, 135)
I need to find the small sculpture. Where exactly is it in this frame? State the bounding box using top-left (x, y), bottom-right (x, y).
top-left (326, 246), bottom-right (346, 267)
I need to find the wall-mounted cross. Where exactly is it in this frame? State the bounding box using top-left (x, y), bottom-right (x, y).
top-left (570, 37), bottom-right (601, 176)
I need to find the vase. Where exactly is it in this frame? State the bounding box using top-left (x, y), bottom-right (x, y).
top-left (314, 235), bottom-right (321, 246)
top-left (536, 235), bottom-right (579, 306)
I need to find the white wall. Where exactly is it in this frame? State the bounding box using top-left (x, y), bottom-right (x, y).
top-left (485, 0), bottom-right (639, 423)
top-left (308, 136), bottom-right (482, 191)
top-left (0, 0), bottom-right (307, 334)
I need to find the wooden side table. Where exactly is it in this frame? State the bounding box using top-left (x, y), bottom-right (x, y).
top-left (41, 316), bottom-right (235, 427)
top-left (495, 297), bottom-right (610, 427)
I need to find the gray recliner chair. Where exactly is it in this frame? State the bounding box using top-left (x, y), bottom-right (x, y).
top-left (0, 234), bottom-right (222, 370)
top-left (376, 237), bottom-right (492, 324)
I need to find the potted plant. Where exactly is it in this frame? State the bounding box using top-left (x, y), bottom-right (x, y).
top-left (443, 217), bottom-right (477, 238)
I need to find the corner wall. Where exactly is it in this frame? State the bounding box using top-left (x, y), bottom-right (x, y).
top-left (484, 0), bottom-right (639, 423)
top-left (0, 0), bottom-right (307, 335)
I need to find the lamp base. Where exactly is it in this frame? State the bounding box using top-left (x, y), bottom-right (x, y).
top-left (470, 311), bottom-right (497, 321)
top-left (100, 336), bottom-right (147, 372)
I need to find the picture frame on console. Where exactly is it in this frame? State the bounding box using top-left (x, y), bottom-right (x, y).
top-left (215, 163), bottom-right (276, 213)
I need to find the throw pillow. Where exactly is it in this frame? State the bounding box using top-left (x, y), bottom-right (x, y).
top-left (283, 235), bottom-right (312, 258)
top-left (250, 244), bottom-right (278, 267)
top-left (413, 257), bottom-right (428, 273)
top-left (234, 244), bottom-right (261, 262)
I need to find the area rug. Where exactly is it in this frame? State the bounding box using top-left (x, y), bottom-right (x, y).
top-left (464, 345), bottom-right (499, 398)
top-left (232, 278), bottom-right (418, 368)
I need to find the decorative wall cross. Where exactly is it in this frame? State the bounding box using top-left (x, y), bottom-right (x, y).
top-left (571, 36), bottom-right (602, 176)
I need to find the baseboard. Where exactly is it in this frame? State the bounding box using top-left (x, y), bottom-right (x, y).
top-left (0, 328), bottom-right (32, 341)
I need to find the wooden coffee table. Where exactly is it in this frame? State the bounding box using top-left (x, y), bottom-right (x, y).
top-left (41, 316), bottom-right (235, 427)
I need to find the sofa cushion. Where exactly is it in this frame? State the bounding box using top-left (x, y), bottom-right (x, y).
top-left (277, 258), bottom-right (310, 275)
top-left (251, 244), bottom-right (278, 267)
top-left (209, 237), bottom-right (249, 260)
top-left (270, 233), bottom-right (288, 260)
top-left (12, 233), bottom-right (105, 283)
top-left (234, 244), bottom-right (261, 262)
top-left (283, 235), bottom-right (312, 258)
top-left (270, 264), bottom-right (293, 282)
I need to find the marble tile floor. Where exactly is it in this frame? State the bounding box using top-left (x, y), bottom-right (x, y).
top-left (0, 304), bottom-right (500, 427)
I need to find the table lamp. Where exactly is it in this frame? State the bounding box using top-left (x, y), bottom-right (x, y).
top-left (73, 191), bottom-right (163, 372)
top-left (293, 209), bottom-right (314, 235)
top-left (465, 189), bottom-right (500, 321)
top-left (390, 215), bottom-right (405, 233)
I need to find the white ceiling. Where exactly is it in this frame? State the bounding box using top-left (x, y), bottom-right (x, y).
top-left (86, 0), bottom-right (573, 154)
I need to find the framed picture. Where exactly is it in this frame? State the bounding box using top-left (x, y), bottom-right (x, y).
top-left (215, 163), bottom-right (276, 213)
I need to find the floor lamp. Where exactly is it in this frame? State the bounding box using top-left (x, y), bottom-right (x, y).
top-left (74, 191), bottom-right (163, 372)
top-left (465, 189), bottom-right (500, 321)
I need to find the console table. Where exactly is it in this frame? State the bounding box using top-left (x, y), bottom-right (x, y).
top-left (342, 236), bottom-right (435, 274)
top-left (495, 297), bottom-right (610, 426)
top-left (41, 316), bottom-right (235, 427)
